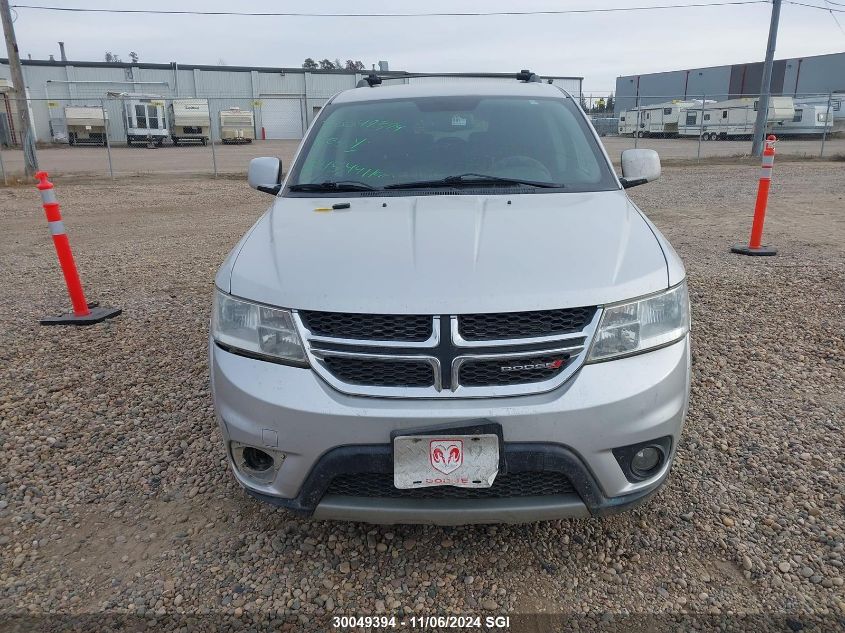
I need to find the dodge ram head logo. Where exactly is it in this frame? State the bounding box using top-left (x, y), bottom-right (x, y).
top-left (430, 440), bottom-right (463, 474)
top-left (500, 359), bottom-right (565, 372)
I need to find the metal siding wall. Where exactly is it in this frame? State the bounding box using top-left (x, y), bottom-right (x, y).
top-left (789, 53), bottom-right (845, 95)
top-left (175, 69), bottom-right (196, 97)
top-left (195, 69), bottom-right (253, 97)
top-left (307, 73), bottom-right (358, 98)
top-left (257, 72), bottom-right (305, 95)
top-left (684, 66), bottom-right (731, 100)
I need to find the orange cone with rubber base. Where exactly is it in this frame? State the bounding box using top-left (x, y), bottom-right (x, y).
top-left (732, 135), bottom-right (778, 256)
top-left (35, 171), bottom-right (122, 325)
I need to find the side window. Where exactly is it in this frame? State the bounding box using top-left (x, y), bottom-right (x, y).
top-left (792, 109), bottom-right (802, 123)
top-left (663, 107), bottom-right (672, 115)
top-left (833, 100), bottom-right (841, 112)
top-left (147, 105), bottom-right (159, 130)
top-left (753, 100), bottom-right (759, 111)
top-left (645, 112), bottom-right (650, 120)
top-left (722, 110), bottom-right (728, 119)
top-left (134, 104), bottom-right (147, 128)
top-left (703, 113), bottom-right (711, 121)
top-left (620, 115), bottom-right (625, 122)
top-left (686, 113), bottom-right (697, 125)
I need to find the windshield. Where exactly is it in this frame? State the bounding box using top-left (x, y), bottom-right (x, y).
top-left (286, 94), bottom-right (618, 194)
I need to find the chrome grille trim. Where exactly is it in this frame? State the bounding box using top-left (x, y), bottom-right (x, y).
top-left (293, 309), bottom-right (601, 399)
top-left (450, 343), bottom-right (585, 394)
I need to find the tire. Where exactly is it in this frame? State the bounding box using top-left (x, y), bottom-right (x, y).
top-left (201, 138), bottom-right (207, 146)
top-left (172, 137), bottom-right (179, 146)
top-left (636, 131), bottom-right (644, 138)
top-left (68, 133), bottom-right (75, 146)
top-left (127, 138), bottom-right (132, 147)
top-left (156, 139), bottom-right (163, 147)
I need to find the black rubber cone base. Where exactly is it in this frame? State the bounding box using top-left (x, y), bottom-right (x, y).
top-left (40, 304), bottom-right (122, 326)
top-left (731, 245), bottom-right (777, 256)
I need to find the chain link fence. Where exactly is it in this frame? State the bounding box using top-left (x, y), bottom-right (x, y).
top-left (0, 92), bottom-right (841, 182)
top-left (582, 92), bottom-right (844, 163)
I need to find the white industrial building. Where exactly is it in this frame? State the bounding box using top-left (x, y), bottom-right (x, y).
top-left (0, 58), bottom-right (582, 145)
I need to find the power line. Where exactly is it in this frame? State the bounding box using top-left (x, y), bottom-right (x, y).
top-left (783, 0), bottom-right (845, 11)
top-left (823, 0), bottom-right (845, 37)
top-left (9, 1), bottom-right (771, 18)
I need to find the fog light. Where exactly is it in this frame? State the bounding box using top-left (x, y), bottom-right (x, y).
top-left (631, 446), bottom-right (662, 477)
top-left (230, 442), bottom-right (285, 484)
top-left (243, 447), bottom-right (273, 471)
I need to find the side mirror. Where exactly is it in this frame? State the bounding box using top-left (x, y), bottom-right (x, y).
top-left (248, 157), bottom-right (283, 195)
top-left (620, 149), bottom-right (661, 188)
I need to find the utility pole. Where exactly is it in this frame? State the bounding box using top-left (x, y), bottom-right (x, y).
top-left (1, 0), bottom-right (38, 176)
top-left (751, 0), bottom-right (782, 157)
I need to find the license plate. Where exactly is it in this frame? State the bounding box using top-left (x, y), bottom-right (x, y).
top-left (393, 434), bottom-right (499, 489)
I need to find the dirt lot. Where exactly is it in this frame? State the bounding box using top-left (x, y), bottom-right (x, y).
top-left (0, 162), bottom-right (844, 632)
top-left (0, 135), bottom-right (841, 180)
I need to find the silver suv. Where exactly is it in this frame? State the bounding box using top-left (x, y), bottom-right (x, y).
top-left (210, 72), bottom-right (691, 525)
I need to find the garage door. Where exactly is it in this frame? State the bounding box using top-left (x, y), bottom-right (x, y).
top-left (260, 97), bottom-right (304, 139)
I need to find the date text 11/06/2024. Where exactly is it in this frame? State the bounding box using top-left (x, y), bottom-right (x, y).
top-left (332, 615), bottom-right (511, 629)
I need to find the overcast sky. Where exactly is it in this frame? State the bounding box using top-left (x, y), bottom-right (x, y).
top-left (5, 0), bottom-right (845, 93)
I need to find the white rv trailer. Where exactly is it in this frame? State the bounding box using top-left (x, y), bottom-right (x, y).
top-left (169, 98), bottom-right (210, 145)
top-left (219, 107), bottom-right (255, 144)
top-left (108, 92), bottom-right (169, 146)
top-left (64, 106), bottom-right (108, 146)
top-left (678, 96), bottom-right (795, 140)
top-left (774, 104), bottom-right (834, 137)
top-left (794, 95), bottom-right (844, 134)
top-left (617, 100), bottom-right (699, 137)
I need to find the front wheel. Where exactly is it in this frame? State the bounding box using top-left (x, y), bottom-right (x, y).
top-left (172, 137), bottom-right (179, 146)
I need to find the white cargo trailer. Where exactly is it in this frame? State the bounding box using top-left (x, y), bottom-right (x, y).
top-left (678, 96), bottom-right (795, 140)
top-left (169, 98), bottom-right (210, 145)
top-left (220, 107), bottom-right (255, 144)
top-left (109, 92), bottom-right (169, 146)
top-left (617, 100), bottom-right (699, 137)
top-left (774, 104), bottom-right (834, 137)
top-left (64, 106), bottom-right (108, 146)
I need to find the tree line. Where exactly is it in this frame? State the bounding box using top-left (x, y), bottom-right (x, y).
top-left (302, 58), bottom-right (366, 71)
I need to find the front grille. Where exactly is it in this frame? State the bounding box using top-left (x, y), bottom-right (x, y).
top-left (300, 311), bottom-right (432, 342)
top-left (323, 357), bottom-right (434, 388)
top-left (300, 307), bottom-right (596, 396)
top-left (459, 353), bottom-right (572, 387)
top-left (458, 307), bottom-right (596, 340)
top-left (325, 472), bottom-right (575, 499)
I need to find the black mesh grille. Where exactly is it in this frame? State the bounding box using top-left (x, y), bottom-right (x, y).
top-left (460, 354), bottom-right (572, 387)
top-left (323, 357), bottom-right (434, 387)
top-left (325, 472), bottom-right (575, 499)
top-left (300, 311), bottom-right (432, 342)
top-left (458, 307), bottom-right (596, 341)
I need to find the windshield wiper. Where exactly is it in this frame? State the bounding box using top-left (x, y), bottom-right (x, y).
top-left (385, 173), bottom-right (563, 190)
top-left (289, 180), bottom-right (380, 192)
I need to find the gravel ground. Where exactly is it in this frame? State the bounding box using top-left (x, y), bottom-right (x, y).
top-left (0, 162), bottom-right (843, 632)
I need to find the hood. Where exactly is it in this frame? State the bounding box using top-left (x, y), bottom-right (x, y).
top-left (227, 190), bottom-right (669, 314)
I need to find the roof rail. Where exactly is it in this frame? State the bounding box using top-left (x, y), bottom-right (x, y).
top-left (356, 73), bottom-right (383, 88)
top-left (516, 69), bottom-right (542, 83)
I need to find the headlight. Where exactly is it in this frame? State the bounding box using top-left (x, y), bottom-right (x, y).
top-left (587, 281), bottom-right (689, 362)
top-left (212, 289), bottom-right (308, 366)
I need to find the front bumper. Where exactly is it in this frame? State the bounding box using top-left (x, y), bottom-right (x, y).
top-left (210, 335), bottom-right (690, 524)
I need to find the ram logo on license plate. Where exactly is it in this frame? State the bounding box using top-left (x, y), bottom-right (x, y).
top-left (393, 433), bottom-right (499, 489)
top-left (430, 440), bottom-right (463, 474)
